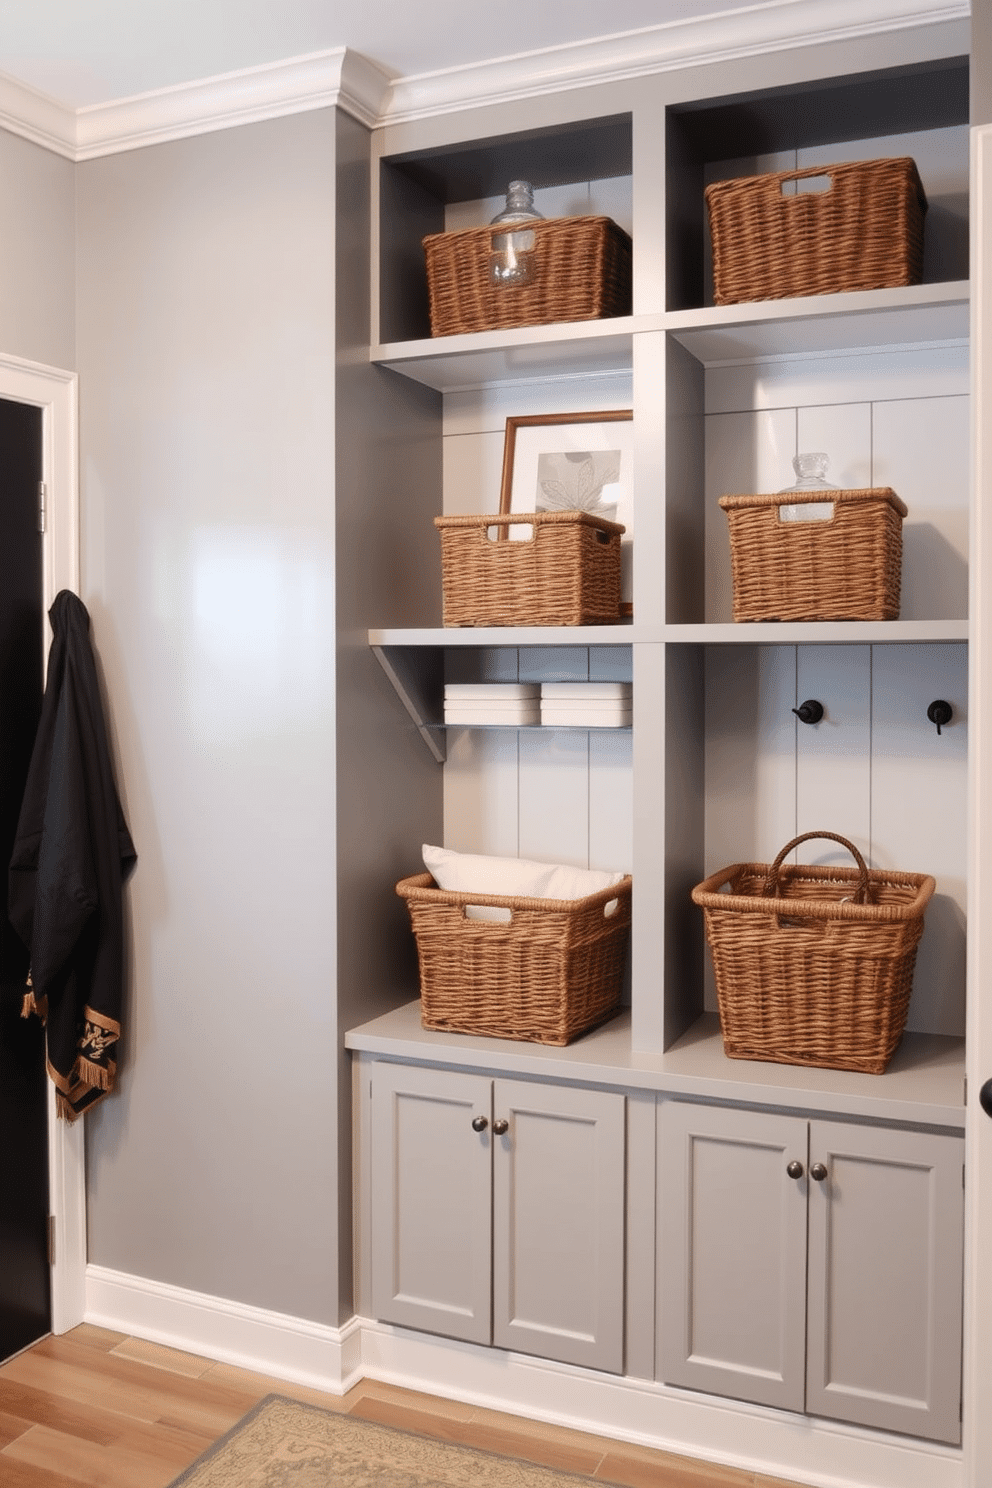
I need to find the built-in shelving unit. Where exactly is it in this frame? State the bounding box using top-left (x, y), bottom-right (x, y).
top-left (360, 39), bottom-right (972, 1089)
top-left (350, 24), bottom-right (975, 1477)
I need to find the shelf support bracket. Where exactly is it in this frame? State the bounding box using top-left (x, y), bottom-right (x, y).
top-left (371, 644), bottom-right (446, 764)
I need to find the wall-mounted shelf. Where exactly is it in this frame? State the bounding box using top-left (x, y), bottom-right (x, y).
top-left (667, 281), bottom-right (969, 366)
top-left (371, 621), bottom-right (967, 649)
top-left (371, 318), bottom-right (635, 392)
top-left (370, 626), bottom-right (635, 648)
top-left (371, 639), bottom-right (633, 762)
top-left (370, 283), bottom-right (969, 392)
top-left (664, 620), bottom-right (968, 644)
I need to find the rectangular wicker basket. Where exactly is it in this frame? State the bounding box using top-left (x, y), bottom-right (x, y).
top-left (397, 873), bottom-right (632, 1045)
top-left (434, 511), bottom-right (625, 627)
top-left (691, 832), bottom-right (935, 1074)
top-left (705, 157), bottom-right (927, 306)
top-left (423, 215), bottom-right (632, 337)
top-left (718, 487), bottom-right (907, 622)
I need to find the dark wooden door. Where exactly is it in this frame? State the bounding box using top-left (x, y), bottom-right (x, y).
top-left (0, 397), bottom-right (48, 1361)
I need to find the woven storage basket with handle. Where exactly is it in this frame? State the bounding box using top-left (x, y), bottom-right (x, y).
top-left (691, 832), bottom-right (935, 1074)
top-left (719, 487), bottom-right (907, 621)
top-left (423, 216), bottom-right (632, 337)
top-left (397, 873), bottom-right (632, 1046)
top-left (705, 157), bottom-right (927, 306)
top-left (435, 511), bottom-right (624, 627)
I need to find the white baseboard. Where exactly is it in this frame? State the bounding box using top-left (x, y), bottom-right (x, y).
top-left (84, 1265), bottom-right (363, 1394)
top-left (82, 1272), bottom-right (962, 1488)
top-left (357, 1323), bottom-right (963, 1488)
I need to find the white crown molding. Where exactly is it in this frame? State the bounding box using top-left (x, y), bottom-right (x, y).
top-left (0, 70), bottom-right (76, 158)
top-left (0, 0), bottom-right (971, 161)
top-left (383, 0), bottom-right (971, 124)
top-left (72, 47), bottom-right (394, 161)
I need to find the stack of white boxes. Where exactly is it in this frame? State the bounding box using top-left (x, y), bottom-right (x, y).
top-left (444, 683), bottom-right (541, 726)
top-left (443, 682), bottom-right (633, 728)
top-left (540, 682), bottom-right (632, 727)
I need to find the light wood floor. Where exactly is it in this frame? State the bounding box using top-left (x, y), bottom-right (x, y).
top-left (0, 1324), bottom-right (809, 1488)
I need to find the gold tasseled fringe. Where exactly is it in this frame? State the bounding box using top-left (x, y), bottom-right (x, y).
top-left (75, 1056), bottom-right (113, 1092)
top-left (21, 974), bottom-right (48, 1024)
top-left (25, 977), bottom-right (119, 1119)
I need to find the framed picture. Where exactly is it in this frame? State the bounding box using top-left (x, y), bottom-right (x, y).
top-left (498, 410), bottom-right (633, 605)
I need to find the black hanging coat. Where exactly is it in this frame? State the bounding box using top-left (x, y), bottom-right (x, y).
top-left (8, 591), bottom-right (136, 1120)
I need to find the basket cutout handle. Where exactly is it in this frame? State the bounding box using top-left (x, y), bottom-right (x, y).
top-left (463, 904), bottom-right (513, 924)
top-left (771, 163), bottom-right (839, 199)
top-left (484, 520), bottom-right (534, 544)
top-left (780, 171), bottom-right (833, 199)
top-left (764, 830), bottom-right (870, 904)
top-left (777, 501), bottom-right (835, 525)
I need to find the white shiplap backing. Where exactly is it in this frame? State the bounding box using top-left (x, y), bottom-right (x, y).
top-left (442, 365), bottom-right (635, 883)
top-left (438, 283), bottom-right (967, 1044)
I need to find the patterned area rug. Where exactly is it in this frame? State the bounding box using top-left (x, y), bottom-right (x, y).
top-left (169, 1395), bottom-right (614, 1488)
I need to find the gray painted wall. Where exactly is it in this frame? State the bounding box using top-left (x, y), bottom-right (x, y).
top-left (0, 129), bottom-right (75, 369)
top-left (76, 111), bottom-right (344, 1322)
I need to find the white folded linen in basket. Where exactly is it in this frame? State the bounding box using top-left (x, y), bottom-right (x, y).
top-left (423, 844), bottom-right (625, 921)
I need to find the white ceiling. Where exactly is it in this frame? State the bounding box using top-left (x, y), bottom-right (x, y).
top-left (0, 0), bottom-right (768, 110)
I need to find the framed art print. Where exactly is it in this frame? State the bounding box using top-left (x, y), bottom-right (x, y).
top-left (499, 410), bottom-right (633, 604)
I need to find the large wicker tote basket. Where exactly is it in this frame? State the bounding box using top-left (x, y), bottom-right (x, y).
top-left (719, 487), bottom-right (907, 622)
top-left (423, 216), bottom-right (633, 337)
top-left (691, 832), bottom-right (935, 1074)
top-left (705, 157), bottom-right (927, 306)
top-left (397, 872), bottom-right (632, 1046)
top-left (435, 511), bottom-right (625, 627)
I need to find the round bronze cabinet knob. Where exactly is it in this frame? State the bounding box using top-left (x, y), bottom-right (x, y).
top-left (492, 1119), bottom-right (509, 1136)
top-left (810, 1162), bottom-right (829, 1182)
top-left (471, 1115), bottom-right (488, 1132)
top-left (786, 1160), bottom-right (804, 1180)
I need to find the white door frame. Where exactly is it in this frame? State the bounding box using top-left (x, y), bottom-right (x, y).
top-left (967, 122), bottom-right (992, 1488)
top-left (0, 350), bottom-right (85, 1335)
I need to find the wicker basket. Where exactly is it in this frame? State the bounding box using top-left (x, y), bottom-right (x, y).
top-left (692, 832), bottom-right (935, 1074)
top-left (705, 157), bottom-right (927, 306)
top-left (435, 511), bottom-right (625, 627)
top-left (397, 872), bottom-right (631, 1045)
top-left (719, 487), bottom-right (907, 622)
top-left (423, 216), bottom-right (632, 337)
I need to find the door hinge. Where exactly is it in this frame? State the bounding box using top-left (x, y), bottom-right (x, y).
top-left (37, 481), bottom-right (47, 534)
top-left (47, 1214), bottom-right (56, 1266)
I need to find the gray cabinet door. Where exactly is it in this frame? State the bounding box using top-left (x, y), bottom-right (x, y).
top-left (370, 1062), bottom-right (492, 1344)
top-left (492, 1079), bottom-right (626, 1372)
top-left (658, 1100), bottom-right (965, 1442)
top-left (805, 1120), bottom-right (964, 1444)
top-left (657, 1099), bottom-right (809, 1410)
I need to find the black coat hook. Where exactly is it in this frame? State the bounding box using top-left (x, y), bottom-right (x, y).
top-left (927, 700), bottom-right (953, 736)
top-left (792, 699), bottom-right (824, 725)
